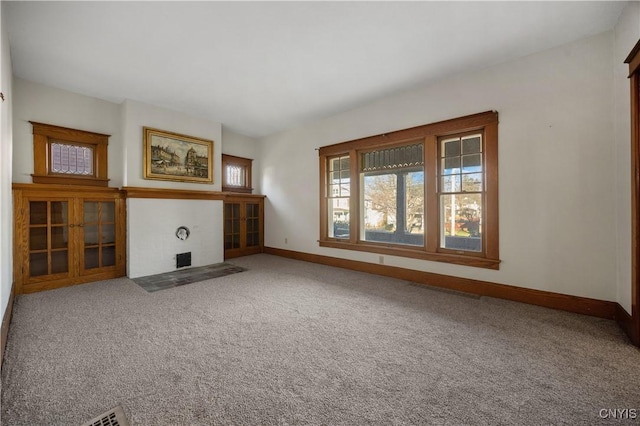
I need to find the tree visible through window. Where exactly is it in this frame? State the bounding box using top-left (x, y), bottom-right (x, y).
top-left (361, 143), bottom-right (424, 246)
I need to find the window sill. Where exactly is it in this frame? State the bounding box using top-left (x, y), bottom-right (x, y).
top-left (319, 240), bottom-right (501, 270)
top-left (32, 174), bottom-right (109, 187)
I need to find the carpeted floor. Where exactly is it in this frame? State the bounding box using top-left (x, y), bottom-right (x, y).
top-left (2, 254), bottom-right (639, 425)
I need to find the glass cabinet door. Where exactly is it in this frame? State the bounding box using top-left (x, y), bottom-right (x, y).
top-left (81, 200), bottom-right (116, 272)
top-left (224, 203), bottom-right (241, 250)
top-left (28, 200), bottom-right (70, 278)
top-left (245, 202), bottom-right (260, 248)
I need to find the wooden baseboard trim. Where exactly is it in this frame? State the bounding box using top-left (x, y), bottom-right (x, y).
top-left (264, 247), bottom-right (617, 320)
top-left (615, 304), bottom-right (639, 346)
top-left (1, 282), bottom-right (16, 371)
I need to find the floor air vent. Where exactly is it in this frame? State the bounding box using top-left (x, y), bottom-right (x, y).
top-left (82, 405), bottom-right (130, 426)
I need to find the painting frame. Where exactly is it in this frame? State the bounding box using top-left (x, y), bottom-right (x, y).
top-left (143, 127), bottom-right (214, 184)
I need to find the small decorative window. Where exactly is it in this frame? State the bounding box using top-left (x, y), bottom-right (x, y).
top-left (222, 154), bottom-right (253, 193)
top-left (30, 122), bottom-right (110, 187)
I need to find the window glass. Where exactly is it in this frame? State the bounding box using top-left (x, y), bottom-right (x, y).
top-left (360, 144), bottom-right (424, 246)
top-left (328, 156), bottom-right (350, 239)
top-left (439, 134), bottom-right (483, 252)
top-left (51, 141), bottom-right (93, 176)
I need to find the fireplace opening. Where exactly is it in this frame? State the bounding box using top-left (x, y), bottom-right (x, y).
top-left (176, 252), bottom-right (192, 268)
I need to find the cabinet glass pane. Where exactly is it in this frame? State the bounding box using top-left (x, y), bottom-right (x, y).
top-left (85, 247), bottom-right (99, 269)
top-left (51, 226), bottom-right (68, 249)
top-left (103, 246), bottom-right (116, 267)
top-left (247, 232), bottom-right (259, 247)
top-left (30, 227), bottom-right (47, 251)
top-left (84, 202), bottom-right (99, 223)
top-left (29, 252), bottom-right (48, 276)
top-left (102, 202), bottom-right (115, 223)
top-left (51, 250), bottom-right (68, 274)
top-left (30, 202), bottom-right (48, 225)
top-left (102, 224), bottom-right (115, 244)
top-left (84, 225), bottom-right (99, 245)
top-left (50, 202), bottom-right (68, 224)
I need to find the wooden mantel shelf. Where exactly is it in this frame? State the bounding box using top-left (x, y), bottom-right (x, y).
top-left (121, 186), bottom-right (265, 201)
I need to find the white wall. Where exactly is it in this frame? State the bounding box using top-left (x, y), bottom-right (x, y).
top-left (1, 1), bottom-right (14, 320)
top-left (221, 128), bottom-right (260, 192)
top-left (127, 198), bottom-right (223, 278)
top-left (12, 78), bottom-right (123, 186)
top-left (259, 31), bottom-right (617, 302)
top-left (614, 2), bottom-right (640, 314)
top-left (121, 99), bottom-right (221, 190)
top-left (121, 100), bottom-right (224, 277)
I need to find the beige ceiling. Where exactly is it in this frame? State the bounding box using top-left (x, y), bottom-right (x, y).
top-left (5, 1), bottom-right (627, 138)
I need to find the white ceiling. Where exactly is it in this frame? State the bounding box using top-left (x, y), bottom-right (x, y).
top-left (5, 1), bottom-right (627, 138)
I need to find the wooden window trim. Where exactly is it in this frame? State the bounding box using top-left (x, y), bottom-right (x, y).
top-left (626, 38), bottom-right (640, 346)
top-left (30, 122), bottom-right (110, 187)
top-left (319, 111), bottom-right (500, 270)
top-left (222, 154), bottom-right (253, 193)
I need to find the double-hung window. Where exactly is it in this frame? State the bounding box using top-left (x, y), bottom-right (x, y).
top-left (319, 111), bottom-right (499, 269)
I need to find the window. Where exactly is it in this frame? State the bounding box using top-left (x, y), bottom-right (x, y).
top-left (222, 154), bottom-right (253, 193)
top-left (319, 111), bottom-right (499, 269)
top-left (327, 155), bottom-right (351, 238)
top-left (361, 143), bottom-right (424, 246)
top-left (31, 121), bottom-right (110, 187)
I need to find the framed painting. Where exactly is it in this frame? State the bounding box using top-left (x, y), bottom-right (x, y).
top-left (143, 127), bottom-right (214, 184)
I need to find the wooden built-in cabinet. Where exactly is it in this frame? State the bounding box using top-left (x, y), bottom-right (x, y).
top-left (13, 184), bottom-right (126, 294)
top-left (224, 194), bottom-right (264, 259)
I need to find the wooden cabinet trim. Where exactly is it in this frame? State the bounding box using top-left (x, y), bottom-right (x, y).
top-left (13, 184), bottom-right (126, 294)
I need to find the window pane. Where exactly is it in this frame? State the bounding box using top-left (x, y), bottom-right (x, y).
top-left (442, 158), bottom-right (460, 175)
top-left (405, 171), bottom-right (424, 238)
top-left (226, 165), bottom-right (246, 187)
top-left (443, 139), bottom-right (461, 157)
top-left (328, 198), bottom-right (350, 238)
top-left (51, 141), bottom-right (93, 176)
top-left (462, 154), bottom-right (482, 173)
top-left (440, 193), bottom-right (482, 252)
top-left (362, 171), bottom-right (424, 246)
top-left (442, 175), bottom-right (461, 193)
top-left (462, 173), bottom-right (483, 192)
top-left (462, 136), bottom-right (481, 154)
top-left (328, 155), bottom-right (350, 238)
top-left (363, 173), bottom-right (397, 234)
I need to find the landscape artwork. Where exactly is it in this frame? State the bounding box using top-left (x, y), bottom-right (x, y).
top-left (143, 127), bottom-right (214, 184)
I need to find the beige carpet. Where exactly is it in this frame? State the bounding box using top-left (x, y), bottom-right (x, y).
top-left (2, 254), bottom-right (639, 425)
